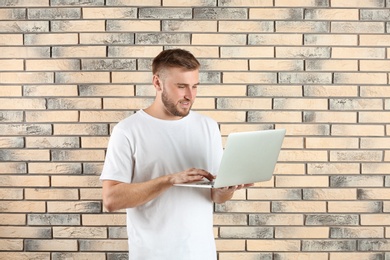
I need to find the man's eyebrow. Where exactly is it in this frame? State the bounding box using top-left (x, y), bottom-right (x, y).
top-left (175, 82), bottom-right (200, 86)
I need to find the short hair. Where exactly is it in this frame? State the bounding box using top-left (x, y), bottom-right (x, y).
top-left (152, 48), bottom-right (200, 75)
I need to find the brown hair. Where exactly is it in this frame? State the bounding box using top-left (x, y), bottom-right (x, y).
top-left (152, 48), bottom-right (200, 75)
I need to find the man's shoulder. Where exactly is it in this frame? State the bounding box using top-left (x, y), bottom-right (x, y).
top-left (189, 111), bottom-right (217, 124)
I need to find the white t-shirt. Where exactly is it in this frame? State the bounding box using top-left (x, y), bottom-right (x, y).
top-left (100, 109), bottom-right (223, 260)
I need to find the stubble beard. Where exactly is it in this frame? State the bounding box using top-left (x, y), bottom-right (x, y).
top-left (161, 89), bottom-right (192, 118)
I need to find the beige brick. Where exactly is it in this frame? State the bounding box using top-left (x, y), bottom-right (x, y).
top-left (47, 201), bottom-right (101, 213)
top-left (53, 227), bottom-right (107, 238)
top-left (217, 97), bottom-right (271, 110)
top-left (0, 34), bottom-right (23, 45)
top-left (0, 201), bottom-right (46, 213)
top-left (0, 162), bottom-right (26, 174)
top-left (276, 175), bottom-right (329, 187)
top-left (0, 188), bottom-right (23, 199)
top-left (362, 163), bottom-right (390, 174)
top-left (304, 111), bottom-right (357, 123)
top-left (248, 188), bottom-right (301, 200)
top-left (25, 188), bottom-right (78, 200)
top-left (361, 214), bottom-right (390, 225)
top-left (328, 201), bottom-right (381, 213)
top-left (24, 33), bottom-right (78, 45)
top-left (216, 201), bottom-right (270, 213)
top-left (112, 71), bottom-right (151, 84)
top-left (53, 124), bottom-right (107, 135)
top-left (223, 72), bottom-right (276, 84)
top-left (0, 136), bottom-right (24, 148)
top-left (331, 22), bottom-right (384, 33)
top-left (26, 111), bottom-right (79, 122)
top-left (0, 47), bottom-right (49, 58)
top-left (53, 46), bottom-right (106, 58)
top-left (213, 213), bottom-right (247, 226)
top-left (163, 20), bottom-right (217, 32)
top-left (332, 125), bottom-right (384, 137)
top-left (0, 226), bottom-right (50, 238)
top-left (248, 111), bottom-right (302, 123)
top-left (250, 8), bottom-right (302, 19)
top-left (334, 73), bottom-right (387, 84)
top-left (201, 59), bottom-right (248, 71)
top-left (83, 7), bottom-right (136, 18)
top-left (360, 34), bottom-right (390, 46)
top-left (276, 21), bottom-right (328, 33)
top-left (107, 20), bottom-right (160, 32)
top-left (333, 47), bottom-right (385, 59)
top-left (79, 239), bottom-right (128, 251)
top-left (304, 188), bottom-right (357, 200)
top-left (26, 136), bottom-right (79, 149)
top-left (277, 47), bottom-right (330, 58)
top-left (48, 98), bottom-right (101, 109)
top-left (0, 253), bottom-right (50, 260)
top-left (273, 201), bottom-right (326, 213)
top-left (331, 98), bottom-right (383, 110)
top-left (249, 34), bottom-right (302, 46)
top-left (51, 20), bottom-right (105, 32)
top-left (0, 86), bottom-right (22, 97)
top-left (81, 137), bottom-right (109, 148)
top-left (56, 72), bottom-right (110, 84)
top-left (330, 151), bottom-right (383, 162)
top-left (51, 253), bottom-right (105, 260)
top-left (219, 21), bottom-right (273, 32)
top-left (330, 253), bottom-right (384, 260)
top-left (250, 59), bottom-right (303, 71)
top-left (332, 0), bottom-right (384, 7)
top-left (274, 98), bottom-right (328, 110)
top-left (276, 227), bottom-right (329, 238)
top-left (0, 21), bottom-right (48, 32)
top-left (51, 175), bottom-right (101, 188)
top-left (79, 111), bottom-right (132, 123)
top-left (219, 124), bottom-right (277, 135)
top-left (82, 214), bottom-right (126, 226)
top-left (25, 239), bottom-right (77, 251)
top-left (273, 163), bottom-right (306, 175)
top-left (0, 72), bottom-right (53, 84)
top-left (304, 85), bottom-right (358, 97)
top-left (0, 60), bottom-right (24, 71)
top-left (103, 97), bottom-right (153, 109)
top-left (216, 239), bottom-right (245, 251)
top-left (0, 175), bottom-right (49, 187)
top-left (278, 124), bottom-right (330, 136)
top-left (305, 8), bottom-right (358, 20)
top-left (79, 85), bottom-right (134, 96)
top-left (249, 85), bottom-right (302, 97)
top-left (306, 137), bottom-right (359, 149)
top-left (26, 59), bottom-right (80, 71)
top-left (308, 163), bottom-right (360, 175)
top-left (80, 188), bottom-right (102, 200)
top-left (192, 33), bottom-right (247, 45)
top-left (274, 253), bottom-right (329, 260)
top-left (0, 239), bottom-right (23, 250)
top-left (52, 150), bottom-right (105, 162)
top-left (199, 111), bottom-right (246, 123)
top-left (79, 33), bottom-right (134, 45)
top-left (360, 112), bottom-right (390, 123)
top-left (306, 60), bottom-right (358, 71)
top-left (249, 213), bottom-right (304, 226)
top-left (221, 46), bottom-right (274, 58)
top-left (197, 85), bottom-right (246, 97)
top-left (24, 85), bottom-right (78, 96)
top-left (0, 149), bottom-right (50, 161)
top-left (304, 34), bottom-right (358, 46)
top-left (28, 162), bottom-right (81, 174)
top-left (0, 98), bottom-right (45, 109)
top-left (360, 60), bottom-right (390, 72)
top-left (247, 240), bottom-right (300, 251)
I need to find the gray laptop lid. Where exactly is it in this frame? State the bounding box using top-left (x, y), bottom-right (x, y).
top-left (175, 129), bottom-right (285, 188)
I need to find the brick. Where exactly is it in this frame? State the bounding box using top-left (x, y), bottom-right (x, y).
top-left (193, 7), bottom-right (247, 19)
top-left (219, 21), bottom-right (273, 32)
top-left (215, 201), bottom-right (270, 213)
top-left (24, 33), bottom-right (78, 45)
top-left (306, 60), bottom-right (358, 71)
top-left (250, 8), bottom-right (303, 19)
top-left (109, 227), bottom-right (127, 238)
top-left (331, 125), bottom-right (384, 137)
top-left (0, 72), bottom-right (53, 84)
top-left (303, 188), bottom-right (356, 200)
top-left (0, 188), bottom-right (23, 199)
top-left (52, 253), bottom-right (105, 260)
top-left (80, 111), bottom-right (131, 123)
top-left (223, 72), bottom-right (276, 84)
top-left (304, 34), bottom-right (358, 46)
top-left (330, 253), bottom-right (384, 260)
top-left (331, 175), bottom-right (383, 187)
top-left (216, 239), bottom-right (246, 251)
top-left (360, 60), bottom-right (390, 71)
top-left (0, 8), bottom-right (26, 20)
top-left (304, 112), bottom-right (357, 123)
top-left (247, 240), bottom-right (300, 251)
top-left (51, 150), bottom-right (105, 162)
top-left (360, 34), bottom-right (390, 46)
top-left (80, 33), bottom-right (134, 46)
top-left (0, 21), bottom-right (49, 32)
top-left (0, 98), bottom-right (46, 109)
top-left (308, 163), bottom-right (360, 175)
top-left (362, 163), bottom-right (390, 174)
top-left (333, 47), bottom-right (385, 59)
top-left (331, 227), bottom-right (384, 239)
top-left (274, 98), bottom-right (328, 110)
top-left (51, 20), bottom-right (105, 32)
top-left (0, 86), bottom-right (22, 97)
top-left (26, 136), bottom-right (80, 148)
top-left (53, 227), bottom-right (107, 238)
top-left (359, 239), bottom-right (390, 251)
top-left (26, 239), bottom-right (78, 251)
top-left (0, 201), bottom-right (46, 212)
top-left (47, 98), bottom-right (101, 109)
top-left (359, 189), bottom-right (390, 200)
top-left (200, 59), bottom-right (248, 71)
top-left (249, 85), bottom-right (302, 97)
top-left (81, 137), bottom-right (109, 148)
top-left (0, 162), bottom-right (26, 174)
top-left (217, 98), bottom-right (271, 110)
top-left (196, 85), bottom-right (246, 97)
top-left (79, 239), bottom-right (128, 251)
top-left (82, 58), bottom-right (136, 70)
top-left (221, 46), bottom-right (274, 58)
top-left (83, 7), bottom-right (136, 18)
top-left (0, 60), bottom-right (24, 70)
top-left (0, 34), bottom-right (23, 45)
top-left (28, 8), bottom-right (80, 19)
top-left (277, 47), bottom-right (330, 58)
top-left (162, 20), bottom-right (217, 32)
top-left (248, 188), bottom-right (301, 200)
top-left (51, 0), bottom-right (104, 5)
top-left (24, 85), bottom-right (78, 96)
top-left (249, 213), bottom-right (303, 226)
top-left (275, 227), bottom-right (329, 238)
top-left (80, 188), bottom-right (103, 200)
top-left (53, 46), bottom-right (106, 58)
top-left (306, 214), bottom-right (359, 225)
top-left (103, 98), bottom-right (153, 109)
top-left (360, 112), bottom-right (390, 123)
top-left (163, 0), bottom-right (215, 6)
top-left (25, 188), bottom-right (78, 200)
top-left (26, 111), bottom-right (79, 122)
top-left (330, 98), bottom-right (383, 110)
top-left (28, 214), bottom-right (80, 226)
top-left (0, 124), bottom-right (51, 136)
top-left (276, 21), bottom-right (329, 33)
top-left (0, 239), bottom-right (23, 250)
top-left (48, 201), bottom-right (101, 213)
top-left (361, 9), bottom-right (390, 20)
top-left (329, 201), bottom-right (382, 213)
top-left (82, 214), bottom-right (126, 226)
top-left (0, 253), bottom-right (50, 260)
top-left (303, 240), bottom-right (356, 251)
top-left (250, 59), bottom-right (303, 71)
top-left (107, 20), bottom-right (160, 32)
top-left (248, 111), bottom-right (302, 123)
top-left (219, 227), bottom-right (272, 239)
top-left (0, 226), bottom-right (51, 238)
top-left (108, 46), bottom-right (160, 58)
top-left (0, 149), bottom-right (50, 161)
top-left (331, 22), bottom-right (384, 33)
top-left (305, 8), bottom-right (358, 20)
top-left (83, 163), bottom-right (104, 175)
top-left (28, 162), bottom-right (82, 174)
top-left (249, 33), bottom-right (302, 46)
top-left (306, 137), bottom-right (358, 149)
top-left (0, 112), bottom-right (24, 123)
top-left (275, 0), bottom-right (328, 6)
top-left (192, 33), bottom-right (246, 45)
top-left (111, 72), bottom-right (151, 83)
top-left (26, 59), bottom-right (80, 71)
top-left (362, 214), bottom-right (390, 226)
top-left (331, 0), bottom-right (384, 7)
top-left (274, 253), bottom-right (328, 260)
top-left (139, 8), bottom-right (192, 19)
top-left (0, 175), bottom-right (49, 187)
top-left (79, 85), bottom-right (134, 96)
top-left (276, 176), bottom-right (329, 187)
top-left (279, 72), bottom-right (332, 84)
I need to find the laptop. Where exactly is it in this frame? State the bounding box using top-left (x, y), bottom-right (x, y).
top-left (174, 129), bottom-right (286, 189)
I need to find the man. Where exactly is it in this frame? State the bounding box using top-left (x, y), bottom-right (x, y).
top-left (101, 49), bottom-right (251, 259)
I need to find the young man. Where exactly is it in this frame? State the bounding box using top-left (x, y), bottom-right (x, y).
top-left (101, 49), bottom-right (250, 259)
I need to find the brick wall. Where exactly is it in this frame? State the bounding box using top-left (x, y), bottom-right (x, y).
top-left (0, 0), bottom-right (389, 259)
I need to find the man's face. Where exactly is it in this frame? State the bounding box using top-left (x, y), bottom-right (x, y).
top-left (157, 67), bottom-right (199, 119)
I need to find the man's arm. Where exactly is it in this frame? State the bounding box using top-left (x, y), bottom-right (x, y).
top-left (211, 184), bottom-right (254, 204)
top-left (102, 168), bottom-right (214, 211)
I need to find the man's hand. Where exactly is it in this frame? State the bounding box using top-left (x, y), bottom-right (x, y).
top-left (212, 183), bottom-right (254, 204)
top-left (167, 168), bottom-right (215, 185)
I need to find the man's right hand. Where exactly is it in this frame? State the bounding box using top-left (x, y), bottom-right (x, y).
top-left (167, 168), bottom-right (215, 185)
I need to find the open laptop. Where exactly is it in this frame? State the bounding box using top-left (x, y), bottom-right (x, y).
top-left (174, 129), bottom-right (286, 189)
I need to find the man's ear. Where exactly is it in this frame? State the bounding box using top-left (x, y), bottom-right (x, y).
top-left (153, 75), bottom-right (162, 91)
